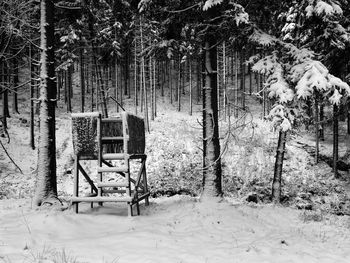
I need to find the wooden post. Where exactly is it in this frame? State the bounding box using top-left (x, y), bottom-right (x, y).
top-left (73, 155), bottom-right (79, 213)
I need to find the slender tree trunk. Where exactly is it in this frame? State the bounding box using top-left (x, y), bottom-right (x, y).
top-left (1, 62), bottom-right (7, 129)
top-left (12, 58), bottom-right (19, 114)
top-left (222, 42), bottom-right (227, 120)
top-left (333, 104), bottom-right (339, 178)
top-left (249, 51), bottom-right (252, 95)
top-left (347, 99), bottom-right (350, 135)
top-left (150, 58), bottom-right (154, 121)
top-left (79, 48), bottom-right (85, 112)
top-left (197, 57), bottom-right (201, 103)
top-left (2, 63), bottom-right (10, 120)
top-left (189, 60), bottom-right (193, 116)
top-left (177, 58), bottom-right (181, 111)
top-left (272, 130), bottom-right (287, 203)
top-left (95, 64), bottom-right (108, 117)
top-left (162, 60), bottom-right (166, 97)
top-left (201, 39), bottom-right (222, 200)
top-left (116, 59), bottom-right (120, 112)
top-left (29, 44), bottom-right (35, 150)
top-left (234, 49), bottom-right (239, 117)
top-left (90, 52), bottom-right (94, 111)
top-left (140, 18), bottom-right (149, 131)
top-left (153, 58), bottom-right (157, 118)
top-left (241, 49), bottom-right (246, 110)
top-left (125, 47), bottom-right (130, 98)
top-left (67, 66), bottom-right (72, 113)
top-left (170, 60), bottom-right (173, 104)
top-left (134, 43), bottom-right (138, 115)
top-left (320, 103), bottom-right (325, 140)
top-left (315, 99), bottom-right (319, 164)
top-left (35, 0), bottom-right (59, 206)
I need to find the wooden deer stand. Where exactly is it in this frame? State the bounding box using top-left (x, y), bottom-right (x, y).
top-left (70, 112), bottom-right (149, 216)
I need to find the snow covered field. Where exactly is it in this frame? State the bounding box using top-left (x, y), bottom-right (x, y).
top-left (1, 195), bottom-right (350, 263)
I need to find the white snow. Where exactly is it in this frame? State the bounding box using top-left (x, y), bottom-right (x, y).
top-left (1, 196), bottom-right (350, 262)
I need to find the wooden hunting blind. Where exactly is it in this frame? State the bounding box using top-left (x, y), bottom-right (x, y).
top-left (70, 111), bottom-right (149, 216)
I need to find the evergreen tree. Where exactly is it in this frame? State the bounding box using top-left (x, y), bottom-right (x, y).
top-left (34, 0), bottom-right (60, 206)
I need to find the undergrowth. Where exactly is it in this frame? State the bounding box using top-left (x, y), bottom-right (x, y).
top-left (145, 115), bottom-right (350, 216)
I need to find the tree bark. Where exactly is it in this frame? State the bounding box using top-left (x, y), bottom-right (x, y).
top-left (272, 130), bottom-right (287, 203)
top-left (29, 44), bottom-right (35, 150)
top-left (12, 57), bottom-right (19, 114)
top-left (201, 39), bottom-right (222, 200)
top-left (241, 49), bottom-right (246, 110)
top-left (2, 62), bottom-right (10, 120)
top-left (320, 103), bottom-right (325, 140)
top-left (34, 0), bottom-right (59, 206)
top-left (333, 104), bottom-right (339, 178)
top-left (79, 48), bottom-right (85, 112)
top-left (315, 99), bottom-right (319, 164)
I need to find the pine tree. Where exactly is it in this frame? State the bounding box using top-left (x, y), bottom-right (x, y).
top-left (34, 0), bottom-right (60, 206)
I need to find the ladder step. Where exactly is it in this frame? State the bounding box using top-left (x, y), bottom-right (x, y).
top-left (84, 192), bottom-right (98, 197)
top-left (102, 117), bottom-right (122, 123)
top-left (102, 153), bottom-right (128, 160)
top-left (97, 166), bottom-right (129, 173)
top-left (102, 136), bottom-right (124, 142)
top-left (96, 182), bottom-right (128, 188)
top-left (71, 196), bottom-right (132, 203)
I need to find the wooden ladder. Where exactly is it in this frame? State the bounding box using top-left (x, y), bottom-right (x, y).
top-left (71, 112), bottom-right (149, 216)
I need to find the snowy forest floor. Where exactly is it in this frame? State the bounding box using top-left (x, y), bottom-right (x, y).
top-left (1, 76), bottom-right (350, 262)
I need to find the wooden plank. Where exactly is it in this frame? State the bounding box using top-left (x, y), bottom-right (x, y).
top-left (97, 166), bottom-right (129, 173)
top-left (96, 182), bottom-right (128, 188)
top-left (101, 136), bottom-right (124, 141)
top-left (71, 196), bottom-right (133, 203)
top-left (101, 117), bottom-right (122, 123)
top-left (102, 189), bottom-right (127, 194)
top-left (102, 153), bottom-right (128, 160)
top-left (71, 112), bottom-right (100, 118)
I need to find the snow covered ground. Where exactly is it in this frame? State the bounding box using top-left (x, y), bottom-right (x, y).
top-left (1, 195), bottom-right (350, 262)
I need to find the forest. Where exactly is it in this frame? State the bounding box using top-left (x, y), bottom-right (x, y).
top-left (1, 0), bottom-right (350, 262)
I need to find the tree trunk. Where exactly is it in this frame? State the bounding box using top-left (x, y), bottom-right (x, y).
top-left (90, 52), bottom-right (94, 111)
top-left (2, 62), bottom-right (10, 120)
top-left (272, 130), bottom-right (287, 203)
top-left (67, 66), bottom-right (72, 113)
top-left (150, 58), bottom-right (154, 121)
top-left (134, 43), bottom-right (138, 115)
top-left (333, 104), bottom-right (339, 178)
top-left (197, 57), bottom-right (201, 103)
top-left (177, 58), bottom-right (181, 111)
top-left (201, 39), bottom-right (222, 200)
top-left (170, 60), bottom-right (173, 104)
top-left (153, 58), bottom-right (157, 118)
top-left (347, 99), bottom-right (350, 135)
top-left (34, 0), bottom-right (59, 206)
top-left (29, 44), bottom-right (35, 150)
top-left (320, 103), bottom-right (325, 140)
top-left (189, 60), bottom-right (193, 116)
top-left (241, 49), bottom-right (246, 110)
top-left (79, 48), bottom-right (85, 112)
top-left (124, 47), bottom-right (130, 98)
top-left (315, 99), bottom-right (319, 164)
top-left (12, 57), bottom-right (19, 114)
top-left (234, 49), bottom-right (239, 117)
